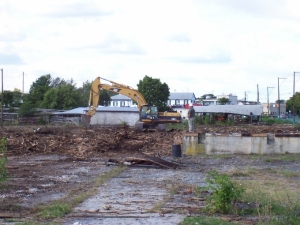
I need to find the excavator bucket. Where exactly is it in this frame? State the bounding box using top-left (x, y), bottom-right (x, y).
top-left (81, 114), bottom-right (91, 128)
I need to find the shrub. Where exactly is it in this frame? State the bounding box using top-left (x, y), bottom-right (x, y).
top-left (204, 170), bottom-right (245, 214)
top-left (0, 137), bottom-right (7, 184)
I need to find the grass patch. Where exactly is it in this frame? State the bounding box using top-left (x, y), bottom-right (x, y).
top-left (40, 203), bottom-right (72, 219)
top-left (201, 154), bottom-right (233, 159)
top-left (179, 216), bottom-right (237, 225)
top-left (233, 166), bottom-right (300, 224)
top-left (167, 120), bottom-right (188, 130)
top-left (0, 137), bottom-right (7, 184)
top-left (280, 170), bottom-right (300, 177)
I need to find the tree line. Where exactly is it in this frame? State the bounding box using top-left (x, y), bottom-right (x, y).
top-left (2, 73), bottom-right (299, 115)
top-left (0, 74), bottom-right (171, 116)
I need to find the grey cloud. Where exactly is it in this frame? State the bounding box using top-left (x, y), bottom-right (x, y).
top-left (0, 53), bottom-right (23, 65)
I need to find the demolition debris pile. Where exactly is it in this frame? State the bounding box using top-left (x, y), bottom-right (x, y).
top-left (2, 126), bottom-right (182, 159)
top-left (1, 123), bottom-right (300, 159)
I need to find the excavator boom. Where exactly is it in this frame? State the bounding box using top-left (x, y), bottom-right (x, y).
top-left (81, 77), bottom-right (182, 130)
top-left (81, 77), bottom-right (101, 127)
top-left (81, 77), bottom-right (148, 128)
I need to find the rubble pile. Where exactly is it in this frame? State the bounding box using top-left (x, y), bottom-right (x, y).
top-left (1, 123), bottom-right (299, 159)
top-left (1, 126), bottom-right (182, 159)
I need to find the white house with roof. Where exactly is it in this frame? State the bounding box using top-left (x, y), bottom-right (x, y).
top-left (202, 94), bottom-right (238, 106)
top-left (109, 92), bottom-right (196, 108)
top-left (109, 94), bottom-right (137, 107)
top-left (168, 92), bottom-right (196, 106)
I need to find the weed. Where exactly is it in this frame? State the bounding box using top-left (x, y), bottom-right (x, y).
top-left (280, 170), bottom-right (300, 177)
top-left (179, 216), bottom-right (236, 225)
top-left (167, 120), bottom-right (188, 130)
top-left (195, 186), bottom-right (206, 197)
top-left (0, 137), bottom-right (7, 184)
top-left (119, 120), bottom-right (129, 128)
top-left (203, 115), bottom-right (210, 125)
top-left (204, 170), bottom-right (245, 214)
top-left (40, 203), bottom-right (72, 219)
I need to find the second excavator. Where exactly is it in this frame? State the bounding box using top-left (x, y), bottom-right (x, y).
top-left (81, 77), bottom-right (182, 131)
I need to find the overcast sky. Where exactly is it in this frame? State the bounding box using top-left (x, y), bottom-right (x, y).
top-left (1, 0), bottom-right (300, 103)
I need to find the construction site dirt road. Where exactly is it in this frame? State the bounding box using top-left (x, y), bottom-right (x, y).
top-left (1, 124), bottom-right (300, 224)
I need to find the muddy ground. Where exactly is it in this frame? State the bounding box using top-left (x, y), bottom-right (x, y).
top-left (1, 124), bottom-right (300, 224)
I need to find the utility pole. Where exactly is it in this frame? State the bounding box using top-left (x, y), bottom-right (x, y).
top-left (257, 84), bottom-right (259, 104)
top-left (22, 72), bottom-right (24, 94)
top-left (1, 69), bottom-right (3, 128)
top-left (267, 87), bottom-right (274, 116)
top-left (278, 77), bottom-right (286, 117)
top-left (293, 72), bottom-right (300, 123)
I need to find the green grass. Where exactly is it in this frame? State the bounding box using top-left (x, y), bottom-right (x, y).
top-left (167, 120), bottom-right (188, 130)
top-left (40, 203), bottom-right (72, 219)
top-left (0, 137), bottom-right (7, 184)
top-left (263, 154), bottom-right (300, 163)
top-left (179, 216), bottom-right (237, 225)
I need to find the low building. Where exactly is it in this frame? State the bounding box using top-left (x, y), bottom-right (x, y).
top-left (202, 94), bottom-right (238, 106)
top-left (168, 92), bottom-right (196, 106)
top-left (174, 104), bottom-right (263, 120)
top-left (109, 92), bottom-right (197, 108)
top-left (109, 94), bottom-right (137, 107)
top-left (52, 107), bottom-right (139, 127)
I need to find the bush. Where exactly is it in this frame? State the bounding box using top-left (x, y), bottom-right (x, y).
top-left (204, 170), bottom-right (245, 214)
top-left (0, 137), bottom-right (7, 184)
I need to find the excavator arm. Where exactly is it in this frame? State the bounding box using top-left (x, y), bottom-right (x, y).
top-left (99, 77), bottom-right (147, 110)
top-left (81, 77), bottom-right (148, 127)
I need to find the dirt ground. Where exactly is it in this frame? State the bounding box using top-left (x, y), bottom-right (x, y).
top-left (1, 124), bottom-right (300, 224)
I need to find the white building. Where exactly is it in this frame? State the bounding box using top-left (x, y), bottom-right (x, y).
top-left (202, 94), bottom-right (238, 106)
top-left (109, 94), bottom-right (137, 107)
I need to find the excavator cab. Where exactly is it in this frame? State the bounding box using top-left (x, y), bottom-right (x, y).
top-left (140, 105), bottom-right (159, 120)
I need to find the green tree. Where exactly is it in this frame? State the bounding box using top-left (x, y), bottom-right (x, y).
top-left (99, 89), bottom-right (111, 106)
top-left (201, 94), bottom-right (217, 100)
top-left (76, 80), bottom-right (92, 107)
top-left (0, 91), bottom-right (13, 107)
top-left (286, 92), bottom-right (300, 115)
top-left (19, 101), bottom-right (37, 116)
top-left (76, 81), bottom-right (112, 107)
top-left (137, 75), bottom-right (170, 111)
top-left (42, 83), bottom-right (80, 110)
top-left (26, 74), bottom-right (52, 108)
top-left (50, 77), bottom-right (67, 88)
top-left (218, 97), bottom-right (230, 105)
top-left (12, 88), bottom-right (23, 107)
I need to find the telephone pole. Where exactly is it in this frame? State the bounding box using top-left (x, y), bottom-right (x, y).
top-left (278, 77), bottom-right (286, 117)
top-left (257, 84), bottom-right (259, 104)
top-left (293, 71), bottom-right (300, 123)
top-left (1, 69), bottom-right (3, 128)
top-left (22, 72), bottom-right (24, 94)
top-left (267, 87), bottom-right (274, 115)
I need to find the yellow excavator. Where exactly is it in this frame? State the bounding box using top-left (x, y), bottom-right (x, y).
top-left (81, 77), bottom-right (182, 131)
